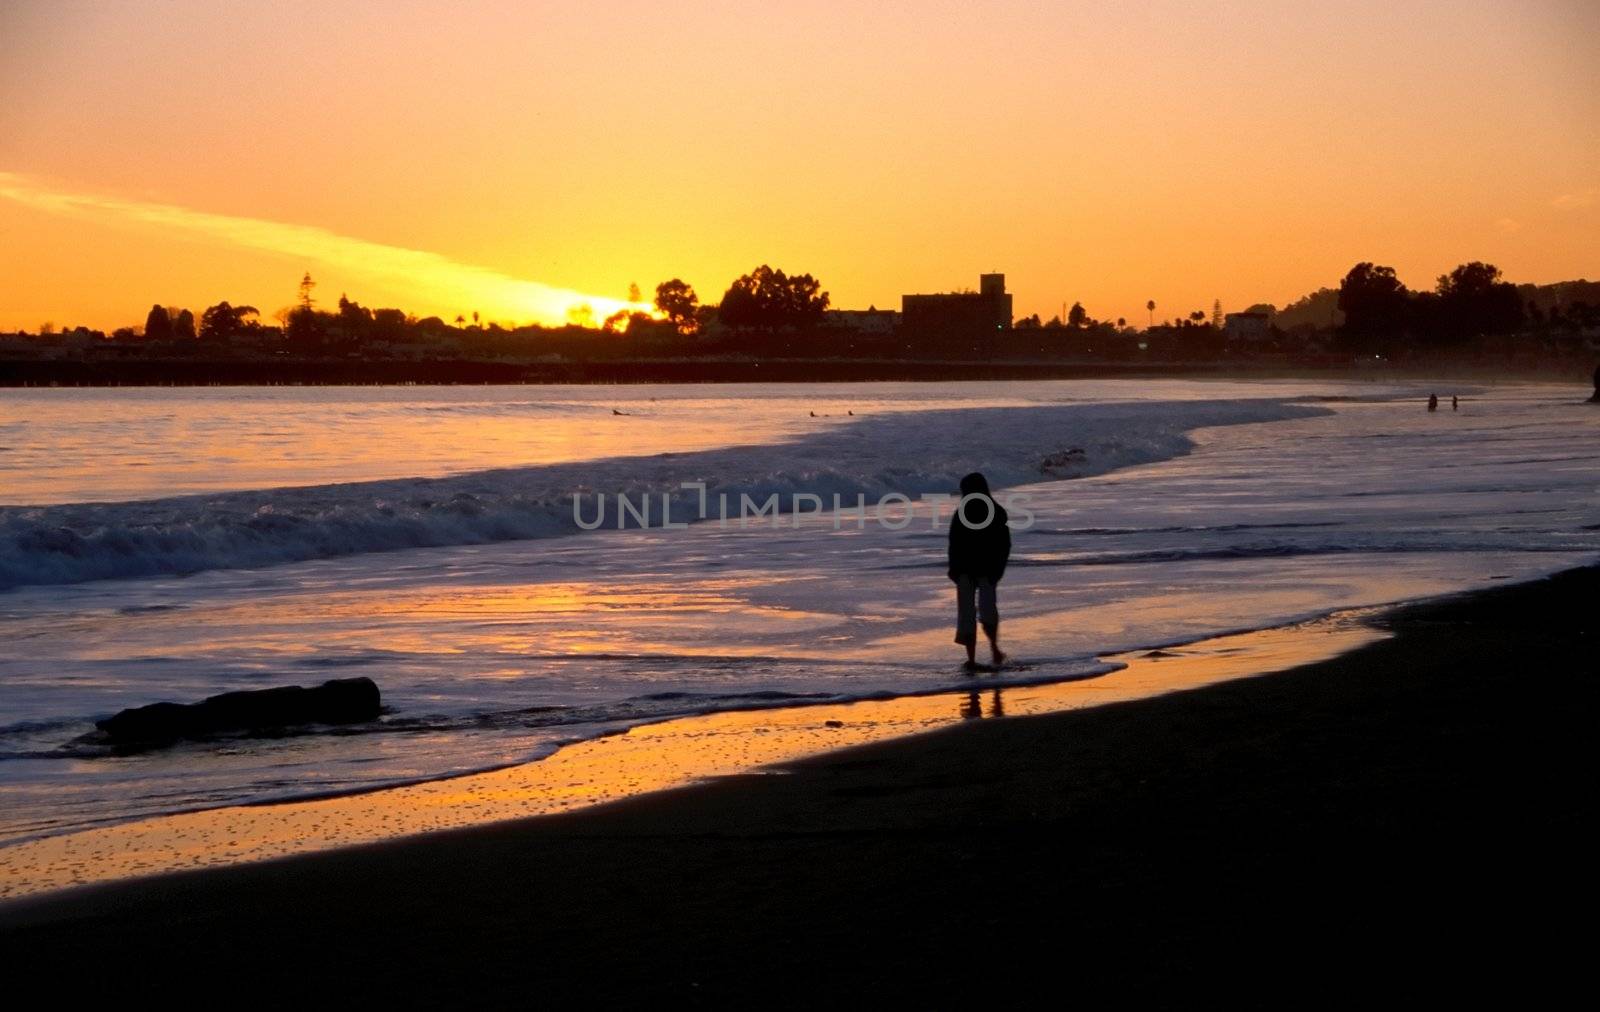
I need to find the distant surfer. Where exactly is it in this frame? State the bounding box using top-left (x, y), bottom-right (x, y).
top-left (948, 472), bottom-right (1011, 672)
top-left (1428, 394), bottom-right (1438, 412)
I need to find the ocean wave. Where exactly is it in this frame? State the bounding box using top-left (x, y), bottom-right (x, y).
top-left (1035, 521), bottom-right (1344, 537)
top-left (1024, 540), bottom-right (1596, 569)
top-left (0, 399), bottom-right (1326, 591)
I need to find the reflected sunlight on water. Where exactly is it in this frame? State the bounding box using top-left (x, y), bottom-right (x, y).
top-left (0, 613), bottom-right (1384, 900)
top-left (1, 380), bottom-right (1594, 888)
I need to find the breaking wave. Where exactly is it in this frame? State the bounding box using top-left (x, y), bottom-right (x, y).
top-left (0, 399), bottom-right (1326, 591)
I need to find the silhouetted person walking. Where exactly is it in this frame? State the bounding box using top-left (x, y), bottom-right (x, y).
top-left (948, 472), bottom-right (1011, 671)
top-left (1428, 394), bottom-right (1438, 412)
top-left (1590, 365), bottom-right (1600, 403)
top-left (1452, 395), bottom-right (1459, 411)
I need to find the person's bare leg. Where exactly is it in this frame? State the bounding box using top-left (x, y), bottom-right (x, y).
top-left (984, 624), bottom-right (1006, 667)
top-left (957, 575), bottom-right (980, 670)
top-left (978, 581), bottom-right (1004, 667)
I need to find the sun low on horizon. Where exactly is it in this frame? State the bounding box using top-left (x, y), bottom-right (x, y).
top-left (1, 0), bottom-right (1596, 332)
top-left (4, 0), bottom-right (1600, 993)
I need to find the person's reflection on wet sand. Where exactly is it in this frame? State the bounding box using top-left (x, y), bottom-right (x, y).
top-left (960, 689), bottom-right (1005, 720)
top-left (961, 690), bottom-right (982, 720)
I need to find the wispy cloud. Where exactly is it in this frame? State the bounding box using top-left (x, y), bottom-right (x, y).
top-left (1494, 217), bottom-right (1522, 234)
top-left (0, 172), bottom-right (646, 324)
top-left (1551, 189), bottom-right (1596, 210)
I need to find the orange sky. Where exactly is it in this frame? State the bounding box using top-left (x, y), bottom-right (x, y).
top-left (1, 0), bottom-right (1595, 332)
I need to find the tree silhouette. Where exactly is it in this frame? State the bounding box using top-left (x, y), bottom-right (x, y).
top-left (144, 305), bottom-right (172, 342)
top-left (284, 273), bottom-right (324, 345)
top-left (718, 265), bottom-right (830, 329)
top-left (654, 279), bottom-right (700, 333)
top-left (338, 295), bottom-right (371, 329)
top-left (172, 308), bottom-right (197, 341)
top-left (1146, 299), bottom-right (1155, 329)
top-left (1067, 302), bottom-right (1088, 329)
top-left (199, 302), bottom-right (259, 341)
top-left (1433, 261), bottom-right (1522, 337)
top-left (1337, 263), bottom-right (1409, 349)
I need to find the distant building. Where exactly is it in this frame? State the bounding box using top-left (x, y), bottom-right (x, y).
top-left (825, 306), bottom-right (900, 335)
top-left (1224, 311), bottom-right (1272, 342)
top-left (902, 273), bottom-right (1013, 344)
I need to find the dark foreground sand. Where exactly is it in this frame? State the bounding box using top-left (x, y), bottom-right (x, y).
top-left (3, 569), bottom-right (1592, 1006)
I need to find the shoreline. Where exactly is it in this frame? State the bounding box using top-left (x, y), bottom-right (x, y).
top-left (2, 566), bottom-right (1589, 1000)
top-left (0, 609), bottom-right (1386, 900)
top-left (3, 356), bottom-right (1593, 387)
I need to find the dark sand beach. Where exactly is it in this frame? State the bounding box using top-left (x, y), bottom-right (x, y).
top-left (3, 567), bottom-right (1591, 1006)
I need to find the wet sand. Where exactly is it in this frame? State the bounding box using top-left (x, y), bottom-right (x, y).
top-left (1, 567), bottom-right (1591, 1004)
top-left (0, 614), bottom-right (1383, 899)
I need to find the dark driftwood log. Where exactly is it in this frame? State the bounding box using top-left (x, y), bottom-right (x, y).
top-left (96, 677), bottom-right (381, 745)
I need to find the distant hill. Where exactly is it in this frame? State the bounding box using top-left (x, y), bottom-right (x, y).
top-left (1238, 288), bottom-right (1341, 331)
top-left (1268, 288), bottom-right (1342, 331)
top-left (1255, 278), bottom-right (1599, 332)
top-left (1516, 279), bottom-right (1600, 315)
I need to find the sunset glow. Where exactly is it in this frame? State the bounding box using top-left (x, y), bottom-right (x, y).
top-left (4, 3), bottom-right (1599, 995)
top-left (2, 0), bottom-right (1595, 330)
top-left (0, 172), bottom-right (650, 327)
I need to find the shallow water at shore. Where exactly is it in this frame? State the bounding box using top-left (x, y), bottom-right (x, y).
top-left (1, 379), bottom-right (1596, 856)
top-left (0, 612), bottom-right (1386, 900)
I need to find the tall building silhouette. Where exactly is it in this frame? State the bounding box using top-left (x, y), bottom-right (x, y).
top-left (902, 273), bottom-right (1013, 347)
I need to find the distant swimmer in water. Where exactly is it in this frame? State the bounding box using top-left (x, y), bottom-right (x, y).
top-left (809, 411), bottom-right (816, 417)
top-left (948, 472), bottom-right (1011, 672)
top-left (1428, 394), bottom-right (1439, 412)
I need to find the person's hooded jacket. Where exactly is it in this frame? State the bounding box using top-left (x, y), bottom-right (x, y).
top-left (947, 472), bottom-right (1011, 583)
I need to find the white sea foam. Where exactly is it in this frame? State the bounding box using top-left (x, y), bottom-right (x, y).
top-left (0, 399), bottom-right (1322, 591)
top-left (2, 381), bottom-right (1596, 850)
